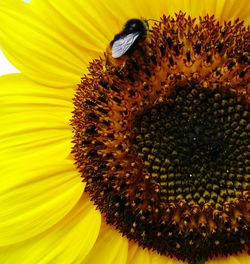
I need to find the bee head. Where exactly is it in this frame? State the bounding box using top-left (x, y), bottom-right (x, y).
top-left (123, 19), bottom-right (148, 34)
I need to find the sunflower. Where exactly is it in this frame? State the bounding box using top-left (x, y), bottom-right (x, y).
top-left (0, 0), bottom-right (249, 263)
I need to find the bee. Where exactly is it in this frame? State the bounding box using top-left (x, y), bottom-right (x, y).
top-left (111, 19), bottom-right (149, 58)
top-left (106, 18), bottom-right (150, 67)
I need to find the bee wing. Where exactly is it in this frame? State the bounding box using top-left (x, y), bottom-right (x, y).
top-left (112, 32), bottom-right (140, 58)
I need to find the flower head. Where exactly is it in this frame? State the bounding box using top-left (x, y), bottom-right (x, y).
top-left (0, 1), bottom-right (249, 264)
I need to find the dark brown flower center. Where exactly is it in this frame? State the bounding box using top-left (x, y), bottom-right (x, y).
top-left (72, 13), bottom-right (250, 262)
top-left (133, 85), bottom-right (249, 208)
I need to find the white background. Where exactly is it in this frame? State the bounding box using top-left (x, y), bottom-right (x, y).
top-left (0, 50), bottom-right (19, 76)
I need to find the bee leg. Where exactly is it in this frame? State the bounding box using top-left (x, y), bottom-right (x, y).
top-left (118, 61), bottom-right (127, 73)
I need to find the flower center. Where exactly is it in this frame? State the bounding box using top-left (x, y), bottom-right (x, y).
top-left (133, 85), bottom-right (248, 208)
top-left (72, 13), bottom-right (250, 262)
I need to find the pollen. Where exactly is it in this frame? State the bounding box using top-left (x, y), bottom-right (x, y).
top-left (72, 13), bottom-right (250, 262)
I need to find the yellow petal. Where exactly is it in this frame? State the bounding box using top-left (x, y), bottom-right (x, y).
top-left (127, 242), bottom-right (186, 264)
top-left (151, 253), bottom-right (185, 264)
top-left (207, 253), bottom-right (250, 264)
top-left (48, 0), bottom-right (116, 51)
top-left (0, 74), bottom-right (83, 245)
top-left (0, 194), bottom-right (101, 264)
top-left (0, 0), bottom-right (101, 87)
top-left (49, 0), bottom-right (250, 45)
top-left (82, 223), bottom-right (128, 264)
top-left (0, 74), bottom-right (73, 164)
top-left (127, 242), bottom-right (152, 264)
top-left (160, 0), bottom-right (250, 24)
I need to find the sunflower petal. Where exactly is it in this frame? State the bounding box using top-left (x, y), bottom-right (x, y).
top-left (82, 223), bottom-right (128, 264)
top-left (150, 250), bottom-right (184, 264)
top-left (48, 0), bottom-right (250, 42)
top-left (0, 74), bottom-right (73, 161)
top-left (0, 74), bottom-right (83, 245)
top-left (207, 254), bottom-right (250, 264)
top-left (0, 194), bottom-right (101, 264)
top-left (127, 243), bottom-right (151, 264)
top-left (160, 0), bottom-right (250, 24)
top-left (48, 0), bottom-right (116, 50)
top-left (127, 242), bottom-right (185, 264)
top-left (0, 0), bottom-right (101, 87)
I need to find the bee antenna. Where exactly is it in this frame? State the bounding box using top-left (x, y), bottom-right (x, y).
top-left (146, 18), bottom-right (161, 23)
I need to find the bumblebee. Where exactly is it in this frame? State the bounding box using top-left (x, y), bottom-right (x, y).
top-left (111, 19), bottom-right (149, 58)
top-left (106, 18), bottom-right (149, 67)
